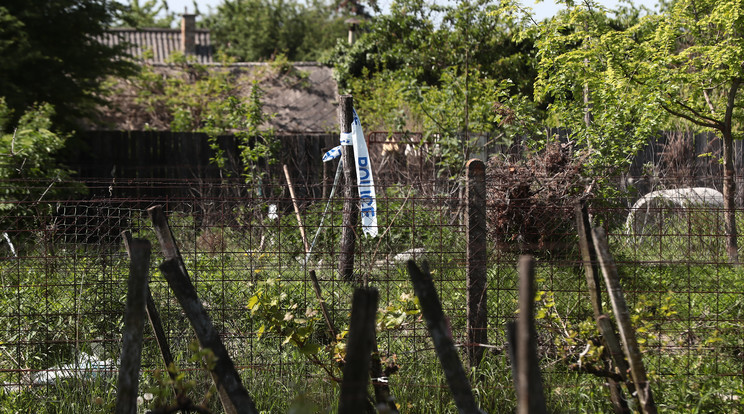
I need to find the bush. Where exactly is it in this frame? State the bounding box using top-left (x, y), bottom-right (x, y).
top-left (486, 142), bottom-right (587, 254)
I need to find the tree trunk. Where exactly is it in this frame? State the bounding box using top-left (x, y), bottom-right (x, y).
top-left (722, 78), bottom-right (740, 264)
top-left (722, 128), bottom-right (738, 263)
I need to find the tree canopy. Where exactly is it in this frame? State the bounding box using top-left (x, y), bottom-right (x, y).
top-left (205, 0), bottom-right (350, 62)
top-left (0, 0), bottom-right (136, 130)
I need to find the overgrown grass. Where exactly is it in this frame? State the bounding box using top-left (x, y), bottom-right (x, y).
top-left (1, 201), bottom-right (744, 413)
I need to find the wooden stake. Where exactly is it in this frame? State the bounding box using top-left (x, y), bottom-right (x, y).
top-left (574, 203), bottom-right (629, 413)
top-left (466, 159), bottom-right (488, 368)
top-left (148, 206), bottom-right (256, 414)
top-left (338, 287), bottom-right (378, 414)
top-left (516, 256), bottom-right (547, 414)
top-left (115, 238), bottom-right (150, 414)
top-left (593, 227), bottom-right (656, 414)
top-left (121, 231), bottom-right (176, 382)
top-left (309, 270), bottom-right (337, 340)
top-left (338, 95), bottom-right (358, 281)
top-left (283, 164), bottom-right (309, 253)
top-left (406, 260), bottom-right (483, 414)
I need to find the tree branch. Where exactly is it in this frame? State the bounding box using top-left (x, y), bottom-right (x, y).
top-left (660, 100), bottom-right (721, 130)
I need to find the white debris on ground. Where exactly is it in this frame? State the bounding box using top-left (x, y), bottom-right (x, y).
top-left (625, 187), bottom-right (724, 234)
top-left (32, 352), bottom-right (115, 385)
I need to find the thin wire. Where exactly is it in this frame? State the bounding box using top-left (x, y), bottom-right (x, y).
top-left (304, 159), bottom-right (343, 266)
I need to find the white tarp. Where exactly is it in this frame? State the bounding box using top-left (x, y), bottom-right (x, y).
top-left (625, 187), bottom-right (724, 234)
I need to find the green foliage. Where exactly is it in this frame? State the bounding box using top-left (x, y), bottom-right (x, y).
top-left (204, 83), bottom-right (279, 185)
top-left (126, 53), bottom-right (278, 184)
top-left (145, 343), bottom-right (218, 413)
top-left (0, 0), bottom-right (136, 129)
top-left (0, 99), bottom-right (85, 234)
top-left (247, 276), bottom-right (323, 355)
top-left (205, 0), bottom-right (349, 62)
top-left (328, 0), bottom-right (543, 178)
top-left (328, 0), bottom-right (536, 95)
top-left (115, 0), bottom-right (177, 28)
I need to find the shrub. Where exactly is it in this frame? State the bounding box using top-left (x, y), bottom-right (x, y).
top-left (486, 142), bottom-right (587, 254)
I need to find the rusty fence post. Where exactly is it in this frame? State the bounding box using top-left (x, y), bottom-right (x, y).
top-left (466, 159), bottom-right (488, 368)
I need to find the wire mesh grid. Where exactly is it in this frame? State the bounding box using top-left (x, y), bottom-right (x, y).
top-left (1, 167), bottom-right (743, 412)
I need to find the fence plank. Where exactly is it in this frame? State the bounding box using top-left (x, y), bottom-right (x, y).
top-left (593, 227), bottom-right (657, 414)
top-left (406, 260), bottom-right (483, 414)
top-left (466, 159), bottom-right (488, 368)
top-left (114, 238), bottom-right (151, 414)
top-left (338, 287), bottom-right (378, 414)
top-left (338, 95), bottom-right (358, 281)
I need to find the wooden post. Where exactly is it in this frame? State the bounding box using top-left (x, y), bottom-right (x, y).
top-left (148, 206), bottom-right (256, 414)
top-left (115, 239), bottom-right (151, 414)
top-left (516, 256), bottom-right (547, 414)
top-left (160, 259), bottom-right (258, 414)
top-left (284, 164), bottom-right (309, 253)
top-left (574, 201), bottom-right (603, 317)
top-left (121, 231), bottom-right (176, 382)
top-left (466, 159), bottom-right (487, 368)
top-left (338, 287), bottom-right (378, 414)
top-left (406, 261), bottom-right (482, 414)
top-left (338, 95), bottom-right (358, 281)
top-left (574, 203), bottom-right (629, 413)
top-left (370, 339), bottom-right (398, 413)
top-left (592, 227), bottom-right (657, 414)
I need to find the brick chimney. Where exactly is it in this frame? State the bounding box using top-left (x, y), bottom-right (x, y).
top-left (181, 14), bottom-right (196, 55)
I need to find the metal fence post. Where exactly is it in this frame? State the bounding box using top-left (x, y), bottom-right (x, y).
top-left (466, 159), bottom-right (487, 367)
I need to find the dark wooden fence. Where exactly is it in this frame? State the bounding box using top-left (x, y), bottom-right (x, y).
top-left (69, 129), bottom-right (744, 202)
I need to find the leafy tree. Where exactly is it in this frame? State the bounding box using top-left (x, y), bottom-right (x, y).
top-left (115, 0), bottom-right (177, 28)
top-left (0, 0), bottom-right (136, 130)
top-left (327, 0), bottom-right (542, 178)
top-left (523, 0), bottom-right (744, 261)
top-left (0, 99), bottom-right (84, 238)
top-left (328, 0), bottom-right (537, 96)
top-left (118, 52), bottom-right (281, 184)
top-left (205, 0), bottom-right (349, 62)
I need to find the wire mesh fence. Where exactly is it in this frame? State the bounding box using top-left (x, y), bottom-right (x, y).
top-left (1, 158), bottom-right (744, 412)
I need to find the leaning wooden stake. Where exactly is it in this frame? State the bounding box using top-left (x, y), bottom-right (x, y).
top-left (160, 259), bottom-right (257, 414)
top-left (149, 206), bottom-right (257, 414)
top-left (115, 238), bottom-right (151, 414)
top-left (338, 95), bottom-right (358, 281)
top-left (574, 203), bottom-right (629, 413)
top-left (309, 270), bottom-right (337, 340)
top-left (338, 287), bottom-right (379, 414)
top-left (284, 163), bottom-right (310, 253)
top-left (515, 256), bottom-right (547, 414)
top-left (592, 227), bottom-right (657, 414)
top-left (407, 260), bottom-right (484, 414)
top-left (122, 231), bottom-right (176, 383)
